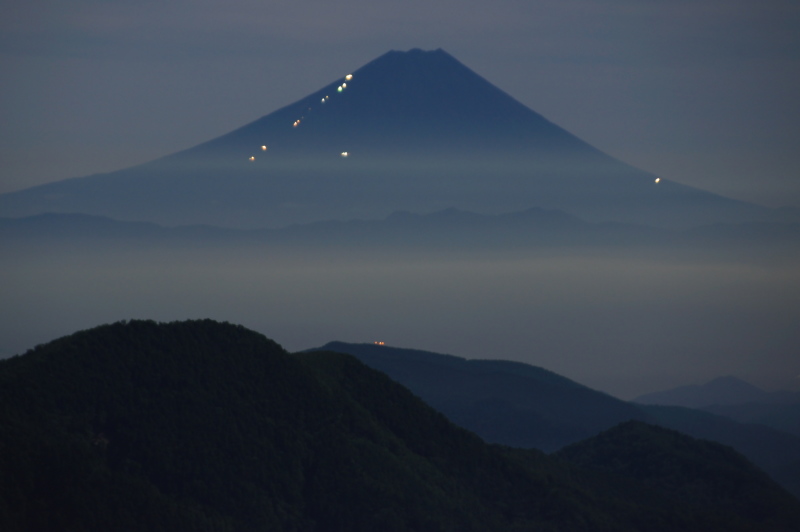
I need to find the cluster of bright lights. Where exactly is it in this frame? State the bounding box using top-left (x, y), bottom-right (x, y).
top-left (295, 74), bottom-right (353, 126)
top-left (250, 73), bottom-right (356, 160)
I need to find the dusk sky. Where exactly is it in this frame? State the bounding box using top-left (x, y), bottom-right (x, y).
top-left (2, 1), bottom-right (800, 399)
top-left (2, 0), bottom-right (799, 208)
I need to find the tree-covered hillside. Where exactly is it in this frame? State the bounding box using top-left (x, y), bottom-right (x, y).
top-left (315, 341), bottom-right (800, 498)
top-left (314, 341), bottom-right (648, 451)
top-left (1, 320), bottom-right (798, 531)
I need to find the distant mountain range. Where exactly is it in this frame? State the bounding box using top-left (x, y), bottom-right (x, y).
top-left (310, 341), bottom-right (800, 499)
top-left (2, 320), bottom-right (798, 531)
top-left (311, 341), bottom-right (648, 451)
top-left (1, 48), bottom-right (795, 229)
top-left (634, 376), bottom-right (800, 408)
top-left (3, 210), bottom-right (799, 255)
top-left (634, 376), bottom-right (800, 440)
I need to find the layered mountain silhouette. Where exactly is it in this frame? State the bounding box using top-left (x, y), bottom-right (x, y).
top-left (311, 341), bottom-right (800, 498)
top-left (634, 376), bottom-right (800, 441)
top-left (701, 402), bottom-right (800, 440)
top-left (312, 341), bottom-right (648, 451)
top-left (634, 376), bottom-right (794, 408)
top-left (2, 320), bottom-right (799, 531)
top-left (0, 49), bottom-right (789, 229)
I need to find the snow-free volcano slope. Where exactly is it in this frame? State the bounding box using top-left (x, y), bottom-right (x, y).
top-left (0, 49), bottom-right (781, 228)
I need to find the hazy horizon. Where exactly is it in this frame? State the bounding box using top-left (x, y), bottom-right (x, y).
top-left (3, 238), bottom-right (798, 400)
top-left (2, 2), bottom-right (799, 402)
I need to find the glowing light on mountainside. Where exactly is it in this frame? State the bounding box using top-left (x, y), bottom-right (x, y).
top-left (337, 86), bottom-right (343, 93)
top-left (261, 145), bottom-right (267, 151)
top-left (341, 152), bottom-right (349, 157)
top-left (345, 74), bottom-right (353, 81)
top-left (655, 178), bottom-right (661, 184)
top-left (249, 156), bottom-right (255, 161)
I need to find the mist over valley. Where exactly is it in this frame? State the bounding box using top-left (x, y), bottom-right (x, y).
top-left (2, 48), bottom-right (798, 398)
top-left (3, 213), bottom-right (797, 399)
top-left (2, 45), bottom-right (799, 529)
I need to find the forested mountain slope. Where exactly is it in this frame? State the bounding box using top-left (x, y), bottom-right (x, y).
top-left (1, 320), bottom-right (798, 531)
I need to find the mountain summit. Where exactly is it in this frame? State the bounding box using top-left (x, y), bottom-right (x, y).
top-left (634, 376), bottom-right (782, 408)
top-left (197, 48), bottom-right (596, 159)
top-left (0, 49), bottom-right (783, 228)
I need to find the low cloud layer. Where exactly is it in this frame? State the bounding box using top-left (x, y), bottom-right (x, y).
top-left (3, 242), bottom-right (797, 399)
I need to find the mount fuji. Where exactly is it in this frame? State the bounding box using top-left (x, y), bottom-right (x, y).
top-left (0, 49), bottom-right (788, 229)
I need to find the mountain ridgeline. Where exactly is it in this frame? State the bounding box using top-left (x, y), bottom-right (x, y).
top-left (314, 341), bottom-right (649, 451)
top-left (2, 320), bottom-right (799, 531)
top-left (312, 341), bottom-right (800, 499)
top-left (0, 49), bottom-right (788, 229)
top-left (633, 376), bottom-right (800, 409)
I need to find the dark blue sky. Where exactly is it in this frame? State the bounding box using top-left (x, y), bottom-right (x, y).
top-left (2, 0), bottom-right (799, 207)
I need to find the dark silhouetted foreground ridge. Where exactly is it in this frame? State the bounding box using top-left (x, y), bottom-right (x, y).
top-left (2, 320), bottom-right (799, 530)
